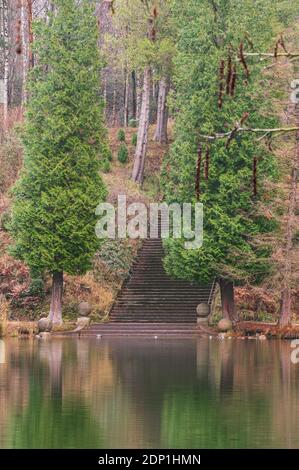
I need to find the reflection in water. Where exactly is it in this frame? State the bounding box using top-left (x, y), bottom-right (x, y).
top-left (0, 338), bottom-right (299, 448)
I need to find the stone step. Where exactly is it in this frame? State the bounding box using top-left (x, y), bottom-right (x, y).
top-left (110, 316), bottom-right (197, 321)
top-left (109, 321), bottom-right (196, 325)
top-left (119, 296), bottom-right (209, 300)
top-left (117, 298), bottom-right (209, 302)
top-left (110, 307), bottom-right (198, 311)
top-left (81, 332), bottom-right (198, 337)
top-left (120, 289), bottom-right (211, 294)
top-left (102, 318), bottom-right (196, 324)
top-left (90, 322), bottom-right (197, 328)
top-left (109, 321), bottom-right (197, 324)
top-left (123, 283), bottom-right (208, 286)
top-left (111, 304), bottom-right (199, 310)
top-left (122, 282), bottom-right (210, 286)
top-left (114, 305), bottom-right (205, 309)
top-left (110, 308), bottom-right (198, 312)
top-left (87, 328), bottom-right (197, 333)
top-left (110, 314), bottom-right (197, 317)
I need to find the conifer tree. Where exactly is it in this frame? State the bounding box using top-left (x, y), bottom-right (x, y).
top-left (10, 0), bottom-right (107, 324)
top-left (162, 0), bottom-right (284, 319)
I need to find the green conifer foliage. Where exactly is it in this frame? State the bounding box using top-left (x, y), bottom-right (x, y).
top-left (131, 133), bottom-right (137, 146)
top-left (118, 144), bottom-right (129, 164)
top-left (117, 128), bottom-right (126, 142)
top-left (10, 0), bottom-right (108, 323)
top-left (162, 0), bottom-right (282, 288)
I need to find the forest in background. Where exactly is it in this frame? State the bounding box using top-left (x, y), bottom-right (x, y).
top-left (1, 0), bottom-right (299, 331)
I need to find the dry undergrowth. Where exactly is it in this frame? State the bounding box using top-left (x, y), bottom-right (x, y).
top-left (0, 294), bottom-right (9, 336)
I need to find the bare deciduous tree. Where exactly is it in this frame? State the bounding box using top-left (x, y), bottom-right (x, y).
top-left (153, 76), bottom-right (169, 143)
top-left (131, 65), bottom-right (151, 182)
top-left (279, 102), bottom-right (299, 326)
top-left (1, 0), bottom-right (9, 131)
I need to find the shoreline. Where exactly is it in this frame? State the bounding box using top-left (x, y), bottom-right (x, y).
top-left (1, 320), bottom-right (299, 339)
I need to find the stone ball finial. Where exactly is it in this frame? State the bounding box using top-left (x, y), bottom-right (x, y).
top-left (196, 303), bottom-right (210, 318)
top-left (218, 318), bottom-right (233, 332)
top-left (78, 301), bottom-right (92, 317)
top-left (37, 317), bottom-right (52, 333)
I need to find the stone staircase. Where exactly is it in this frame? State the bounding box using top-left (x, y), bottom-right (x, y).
top-left (109, 237), bottom-right (215, 324)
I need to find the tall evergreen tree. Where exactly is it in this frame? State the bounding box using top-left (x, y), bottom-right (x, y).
top-left (162, 0), bottom-right (283, 319)
top-left (10, 0), bottom-right (107, 324)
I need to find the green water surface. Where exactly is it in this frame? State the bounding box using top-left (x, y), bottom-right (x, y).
top-left (0, 337), bottom-right (298, 449)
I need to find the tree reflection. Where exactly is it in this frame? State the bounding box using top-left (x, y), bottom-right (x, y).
top-left (1, 338), bottom-right (299, 448)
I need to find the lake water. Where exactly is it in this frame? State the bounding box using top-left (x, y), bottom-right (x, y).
top-left (0, 337), bottom-right (299, 449)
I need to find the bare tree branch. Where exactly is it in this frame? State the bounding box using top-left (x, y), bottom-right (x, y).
top-left (199, 125), bottom-right (299, 143)
top-left (242, 52), bottom-right (299, 59)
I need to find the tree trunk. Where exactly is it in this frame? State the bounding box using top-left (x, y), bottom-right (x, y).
top-left (220, 278), bottom-right (236, 321)
top-left (151, 79), bottom-right (157, 124)
top-left (2, 0), bottom-right (9, 132)
top-left (27, 0), bottom-right (34, 69)
top-left (103, 76), bottom-right (107, 120)
top-left (154, 77), bottom-right (169, 143)
top-left (131, 70), bottom-right (137, 121)
top-left (20, 0), bottom-right (28, 106)
top-left (131, 66), bottom-right (151, 183)
top-left (48, 272), bottom-right (63, 325)
top-left (136, 72), bottom-right (142, 120)
top-left (124, 67), bottom-right (129, 127)
top-left (279, 102), bottom-right (299, 326)
top-left (112, 87), bottom-right (117, 126)
top-left (103, 76), bottom-right (107, 104)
